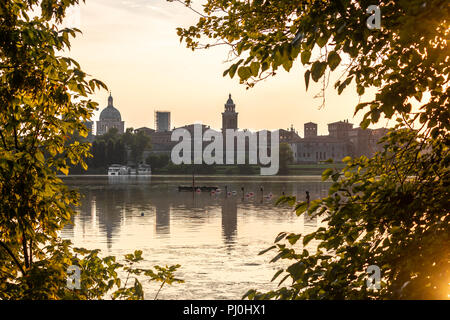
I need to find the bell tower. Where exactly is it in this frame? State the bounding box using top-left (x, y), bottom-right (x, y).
top-left (222, 94), bottom-right (238, 131)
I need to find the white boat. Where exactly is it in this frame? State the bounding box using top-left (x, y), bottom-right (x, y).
top-left (108, 164), bottom-right (129, 176)
top-left (137, 164), bottom-right (152, 175)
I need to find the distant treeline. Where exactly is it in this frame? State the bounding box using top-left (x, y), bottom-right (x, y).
top-left (70, 127), bottom-right (151, 174)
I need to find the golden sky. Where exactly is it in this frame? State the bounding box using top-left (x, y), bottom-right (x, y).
top-left (66, 0), bottom-right (389, 136)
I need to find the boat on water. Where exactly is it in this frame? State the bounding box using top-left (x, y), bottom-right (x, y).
top-left (108, 164), bottom-right (129, 176)
top-left (178, 186), bottom-right (218, 192)
top-left (137, 164), bottom-right (152, 175)
top-left (178, 170), bottom-right (216, 192)
top-left (108, 164), bottom-right (152, 176)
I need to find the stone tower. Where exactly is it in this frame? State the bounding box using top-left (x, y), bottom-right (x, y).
top-left (222, 94), bottom-right (238, 131)
top-left (304, 122), bottom-right (318, 138)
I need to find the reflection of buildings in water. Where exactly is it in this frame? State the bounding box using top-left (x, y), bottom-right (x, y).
top-left (65, 178), bottom-right (332, 253)
top-left (221, 197), bottom-right (237, 245)
top-left (94, 189), bottom-right (125, 250)
top-left (70, 190), bottom-right (94, 239)
top-left (107, 175), bottom-right (152, 185)
top-left (154, 199), bottom-right (170, 234)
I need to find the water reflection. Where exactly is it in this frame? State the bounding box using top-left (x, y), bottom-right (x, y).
top-left (155, 200), bottom-right (170, 235)
top-left (62, 175), bottom-right (331, 299)
top-left (222, 197), bottom-right (237, 246)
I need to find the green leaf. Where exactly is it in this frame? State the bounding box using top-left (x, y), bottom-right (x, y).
top-left (311, 61), bottom-right (327, 82)
top-left (294, 202), bottom-right (308, 216)
top-left (250, 61), bottom-right (260, 77)
top-left (286, 262), bottom-right (305, 281)
top-left (271, 269), bottom-right (284, 282)
top-left (322, 168), bottom-right (333, 181)
top-left (282, 59), bottom-right (293, 72)
top-left (259, 245), bottom-right (276, 255)
top-left (301, 50), bottom-right (311, 64)
top-left (286, 233), bottom-right (301, 245)
top-left (303, 234), bottom-right (315, 246)
top-left (342, 156), bottom-right (352, 163)
top-left (275, 232), bottom-right (288, 243)
top-left (327, 51), bottom-right (341, 71)
top-left (237, 66), bottom-right (252, 80)
top-left (229, 63), bottom-right (239, 79)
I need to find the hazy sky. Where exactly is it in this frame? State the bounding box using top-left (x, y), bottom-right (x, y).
top-left (66, 0), bottom-right (388, 136)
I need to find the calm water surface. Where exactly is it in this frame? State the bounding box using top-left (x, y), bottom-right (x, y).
top-left (61, 175), bottom-right (331, 299)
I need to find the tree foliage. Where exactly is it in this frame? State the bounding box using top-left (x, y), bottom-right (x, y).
top-left (0, 0), bottom-right (181, 299)
top-left (174, 0), bottom-right (450, 299)
top-left (123, 128), bottom-right (151, 166)
top-left (146, 153), bottom-right (170, 172)
top-left (279, 142), bottom-right (294, 174)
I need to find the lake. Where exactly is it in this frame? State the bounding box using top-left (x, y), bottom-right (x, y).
top-left (61, 175), bottom-right (331, 299)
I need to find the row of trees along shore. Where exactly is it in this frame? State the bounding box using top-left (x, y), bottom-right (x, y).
top-left (70, 127), bottom-right (152, 174)
top-left (74, 129), bottom-right (295, 175)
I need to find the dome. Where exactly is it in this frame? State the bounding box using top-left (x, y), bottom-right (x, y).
top-left (100, 106), bottom-right (121, 121)
top-left (99, 94), bottom-right (122, 121)
top-left (226, 94), bottom-right (235, 106)
top-left (224, 94), bottom-right (236, 112)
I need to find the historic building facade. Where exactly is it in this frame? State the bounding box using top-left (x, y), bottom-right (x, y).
top-left (96, 94), bottom-right (125, 135)
top-left (290, 120), bottom-right (387, 164)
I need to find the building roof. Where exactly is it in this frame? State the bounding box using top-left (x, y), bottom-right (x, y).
top-left (99, 94), bottom-right (122, 121)
top-left (328, 120), bottom-right (353, 126)
top-left (226, 94), bottom-right (235, 106)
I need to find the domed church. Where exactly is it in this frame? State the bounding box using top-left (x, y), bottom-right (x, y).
top-left (96, 94), bottom-right (125, 135)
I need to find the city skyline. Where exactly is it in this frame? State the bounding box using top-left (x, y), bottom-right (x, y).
top-left (93, 93), bottom-right (372, 138)
top-left (67, 0), bottom-right (390, 136)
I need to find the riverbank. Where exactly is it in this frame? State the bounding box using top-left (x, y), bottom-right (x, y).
top-left (70, 163), bottom-right (345, 176)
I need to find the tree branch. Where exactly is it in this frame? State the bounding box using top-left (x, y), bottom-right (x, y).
top-left (0, 240), bottom-right (25, 275)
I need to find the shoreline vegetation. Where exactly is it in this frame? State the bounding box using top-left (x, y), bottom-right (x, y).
top-left (69, 163), bottom-right (346, 176)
